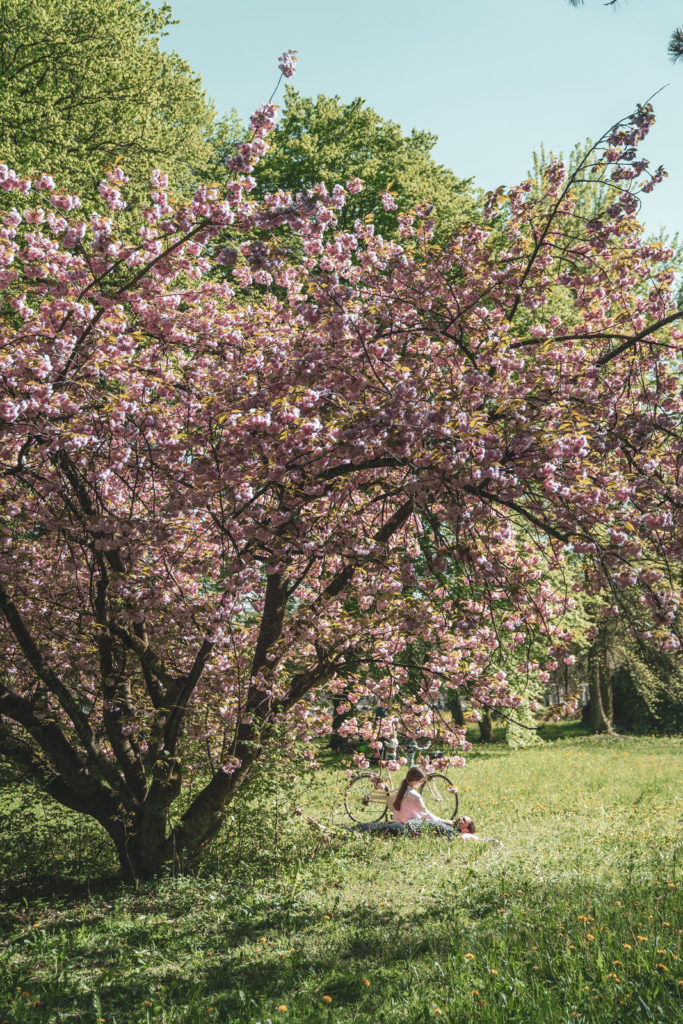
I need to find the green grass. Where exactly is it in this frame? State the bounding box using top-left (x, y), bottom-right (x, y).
top-left (1, 733), bottom-right (682, 1024)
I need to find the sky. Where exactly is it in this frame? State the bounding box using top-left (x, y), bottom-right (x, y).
top-left (155, 0), bottom-right (683, 237)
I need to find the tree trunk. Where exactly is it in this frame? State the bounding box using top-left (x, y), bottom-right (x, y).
top-left (328, 694), bottom-right (349, 751)
top-left (588, 638), bottom-right (615, 735)
top-left (448, 691), bottom-right (466, 727)
top-left (478, 709), bottom-right (495, 743)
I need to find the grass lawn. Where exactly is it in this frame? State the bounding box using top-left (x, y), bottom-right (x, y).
top-left (0, 731), bottom-right (681, 1023)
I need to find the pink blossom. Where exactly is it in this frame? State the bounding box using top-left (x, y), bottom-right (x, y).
top-left (278, 50), bottom-right (298, 78)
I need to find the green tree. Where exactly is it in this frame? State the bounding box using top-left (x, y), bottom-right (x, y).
top-left (0, 0), bottom-right (235, 202)
top-left (253, 88), bottom-right (479, 240)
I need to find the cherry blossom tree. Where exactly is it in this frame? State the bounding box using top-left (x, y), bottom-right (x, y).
top-left (1, 55), bottom-right (682, 879)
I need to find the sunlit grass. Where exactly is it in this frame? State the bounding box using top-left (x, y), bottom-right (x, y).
top-left (0, 732), bottom-right (681, 1023)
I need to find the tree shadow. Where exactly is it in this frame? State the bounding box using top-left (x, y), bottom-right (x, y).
top-left (3, 867), bottom-right (677, 1024)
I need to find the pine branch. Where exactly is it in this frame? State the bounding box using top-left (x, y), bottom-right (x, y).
top-left (668, 27), bottom-right (683, 62)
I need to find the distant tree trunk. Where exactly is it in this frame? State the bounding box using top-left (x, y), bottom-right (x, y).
top-left (448, 692), bottom-right (466, 727)
top-left (478, 709), bottom-right (495, 743)
top-left (328, 695), bottom-right (348, 751)
top-left (588, 632), bottom-right (615, 735)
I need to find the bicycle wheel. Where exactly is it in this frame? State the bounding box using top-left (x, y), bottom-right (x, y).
top-left (420, 774), bottom-right (459, 821)
top-left (345, 774), bottom-right (390, 823)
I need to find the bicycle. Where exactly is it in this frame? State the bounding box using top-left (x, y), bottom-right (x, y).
top-left (344, 741), bottom-right (459, 824)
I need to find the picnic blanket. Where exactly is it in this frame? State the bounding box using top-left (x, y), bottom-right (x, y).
top-left (349, 818), bottom-right (456, 838)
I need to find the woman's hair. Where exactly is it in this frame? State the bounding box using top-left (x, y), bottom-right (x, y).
top-left (393, 766), bottom-right (426, 811)
top-left (457, 816), bottom-right (476, 834)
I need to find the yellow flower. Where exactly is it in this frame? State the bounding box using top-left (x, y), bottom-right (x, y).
top-left (277, 1006), bottom-right (287, 1013)
top-left (586, 933), bottom-right (595, 941)
top-left (623, 944), bottom-right (632, 950)
top-left (568, 944), bottom-right (576, 950)
top-left (636, 935), bottom-right (648, 942)
top-left (612, 960), bottom-right (622, 966)
top-left (362, 978), bottom-right (370, 987)
top-left (657, 963), bottom-right (668, 972)
top-left (322, 995), bottom-right (332, 1004)
top-left (464, 953), bottom-right (475, 960)
top-left (490, 969), bottom-right (498, 975)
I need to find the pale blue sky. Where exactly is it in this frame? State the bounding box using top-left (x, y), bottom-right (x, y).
top-left (157, 0), bottom-right (683, 235)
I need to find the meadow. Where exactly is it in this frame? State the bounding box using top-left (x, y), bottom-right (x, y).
top-left (0, 729), bottom-right (681, 1024)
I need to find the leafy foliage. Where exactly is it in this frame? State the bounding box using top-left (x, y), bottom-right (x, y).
top-left (253, 88), bottom-right (479, 240)
top-left (0, 0), bottom-right (236, 205)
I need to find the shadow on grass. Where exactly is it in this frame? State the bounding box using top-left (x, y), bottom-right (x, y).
top-left (5, 868), bottom-right (678, 1024)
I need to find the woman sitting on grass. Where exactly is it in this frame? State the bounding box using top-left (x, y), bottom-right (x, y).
top-left (391, 766), bottom-right (452, 825)
top-left (392, 767), bottom-right (482, 839)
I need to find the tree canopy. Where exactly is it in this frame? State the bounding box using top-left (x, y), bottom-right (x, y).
top-left (0, 0), bottom-right (232, 203)
top-left (252, 89), bottom-right (478, 240)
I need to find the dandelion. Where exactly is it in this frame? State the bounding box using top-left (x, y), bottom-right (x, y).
top-left (322, 996), bottom-right (332, 1004)
top-left (362, 978), bottom-right (370, 987)
top-left (277, 1007), bottom-right (287, 1013)
top-left (612, 960), bottom-right (622, 966)
top-left (657, 963), bottom-right (668, 972)
top-left (586, 933), bottom-right (595, 941)
top-left (490, 968), bottom-right (498, 975)
top-left (464, 953), bottom-right (475, 960)
top-left (623, 944), bottom-right (632, 950)
top-left (636, 935), bottom-right (648, 942)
